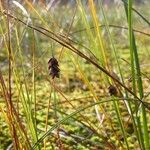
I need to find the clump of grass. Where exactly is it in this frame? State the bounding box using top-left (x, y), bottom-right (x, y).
top-left (0, 0), bottom-right (150, 149)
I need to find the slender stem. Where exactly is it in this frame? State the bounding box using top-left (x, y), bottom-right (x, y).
top-left (6, 2), bottom-right (19, 149)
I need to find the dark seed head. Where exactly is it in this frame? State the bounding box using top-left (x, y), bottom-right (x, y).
top-left (108, 85), bottom-right (117, 96)
top-left (48, 57), bottom-right (60, 79)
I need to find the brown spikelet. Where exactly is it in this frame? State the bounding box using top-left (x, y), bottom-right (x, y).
top-left (48, 57), bottom-right (60, 79)
top-left (108, 85), bottom-right (118, 96)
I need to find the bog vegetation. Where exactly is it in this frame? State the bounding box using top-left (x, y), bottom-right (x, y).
top-left (0, 0), bottom-right (150, 149)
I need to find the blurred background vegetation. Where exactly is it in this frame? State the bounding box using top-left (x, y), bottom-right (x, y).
top-left (0, 0), bottom-right (150, 149)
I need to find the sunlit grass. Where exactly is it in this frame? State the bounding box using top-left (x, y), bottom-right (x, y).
top-left (0, 0), bottom-right (150, 149)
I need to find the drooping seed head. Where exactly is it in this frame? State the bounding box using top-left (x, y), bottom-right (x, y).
top-left (48, 57), bottom-right (60, 79)
top-left (108, 85), bottom-right (117, 96)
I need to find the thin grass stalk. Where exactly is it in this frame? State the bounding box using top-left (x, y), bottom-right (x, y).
top-left (0, 18), bottom-right (17, 148)
top-left (122, 0), bottom-right (150, 26)
top-left (14, 27), bottom-right (40, 149)
top-left (31, 98), bottom-right (141, 149)
top-left (0, 26), bottom-right (32, 147)
top-left (2, 11), bottom-right (149, 109)
top-left (71, 24), bottom-right (150, 37)
top-left (97, 1), bottom-right (132, 148)
top-left (0, 72), bottom-right (18, 149)
top-left (45, 73), bottom-right (118, 146)
top-left (6, 3), bottom-right (19, 149)
top-left (54, 108), bottom-right (116, 149)
top-left (0, 25), bottom-right (31, 148)
top-left (59, 4), bottom-right (77, 60)
top-left (31, 29), bottom-right (37, 134)
top-left (126, 1), bottom-right (145, 148)
top-left (72, 57), bottom-right (124, 148)
top-left (53, 80), bottom-right (63, 149)
top-left (97, 1), bottom-right (143, 148)
top-left (127, 0), bottom-right (150, 149)
top-left (88, 0), bottom-right (107, 67)
top-left (113, 100), bottom-right (129, 149)
top-left (77, 1), bottom-right (116, 136)
top-left (0, 67), bottom-right (31, 148)
top-left (44, 92), bottom-right (51, 150)
top-left (49, 78), bottom-right (102, 137)
top-left (25, 0), bottom-right (50, 29)
top-left (13, 71), bottom-right (32, 148)
top-left (76, 0), bottom-right (103, 63)
top-left (88, 0), bottom-right (110, 94)
top-left (31, 29), bottom-right (40, 149)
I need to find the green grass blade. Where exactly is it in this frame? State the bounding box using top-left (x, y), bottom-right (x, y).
top-left (127, 0), bottom-right (150, 149)
top-left (31, 98), bottom-right (137, 150)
